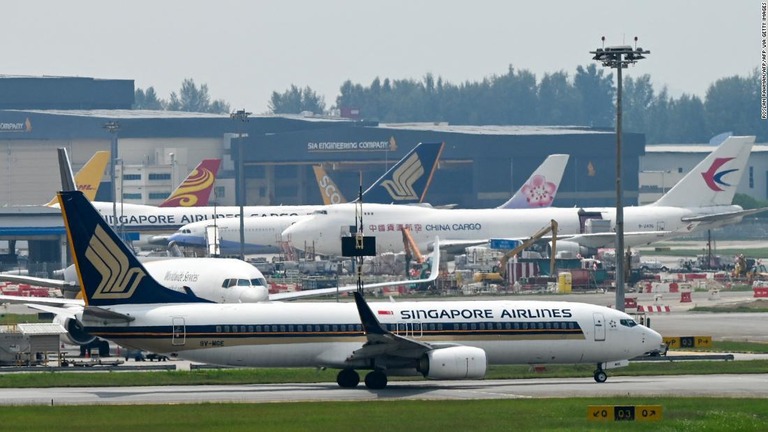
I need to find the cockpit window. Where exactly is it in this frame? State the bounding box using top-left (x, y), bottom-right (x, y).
top-left (237, 279), bottom-right (250, 286)
top-left (620, 319), bottom-right (638, 328)
top-left (311, 209), bottom-right (327, 215)
top-left (251, 278), bottom-right (267, 287)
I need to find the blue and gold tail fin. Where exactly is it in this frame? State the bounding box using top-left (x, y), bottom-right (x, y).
top-left (361, 142), bottom-right (443, 204)
top-left (58, 190), bottom-right (210, 307)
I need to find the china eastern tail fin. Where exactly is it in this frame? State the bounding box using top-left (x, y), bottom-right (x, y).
top-left (46, 151), bottom-right (109, 206)
top-left (159, 159), bottom-right (221, 207)
top-left (651, 136), bottom-right (755, 208)
top-left (58, 190), bottom-right (210, 306)
top-left (313, 165), bottom-right (347, 205)
top-left (361, 142), bottom-right (443, 204)
top-left (497, 154), bottom-right (569, 209)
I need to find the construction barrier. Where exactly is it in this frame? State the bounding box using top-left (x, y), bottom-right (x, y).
top-left (624, 297), bottom-right (637, 309)
top-left (754, 286), bottom-right (768, 298)
top-left (637, 305), bottom-right (671, 313)
top-left (680, 291), bottom-right (692, 303)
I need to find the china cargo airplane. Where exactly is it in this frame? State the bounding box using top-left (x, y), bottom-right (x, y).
top-left (56, 189), bottom-right (662, 388)
top-left (283, 136), bottom-right (760, 256)
top-left (167, 154), bottom-right (569, 255)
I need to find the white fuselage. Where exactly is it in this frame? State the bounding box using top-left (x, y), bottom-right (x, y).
top-left (281, 203), bottom-right (744, 255)
top-left (169, 215), bottom-right (310, 255)
top-left (80, 300), bottom-right (661, 370)
top-left (83, 202), bottom-right (322, 232)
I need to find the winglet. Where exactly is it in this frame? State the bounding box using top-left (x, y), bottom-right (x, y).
top-left (159, 159), bottom-right (222, 207)
top-left (497, 154), bottom-right (569, 209)
top-left (361, 142), bottom-right (444, 204)
top-left (353, 291), bottom-right (388, 335)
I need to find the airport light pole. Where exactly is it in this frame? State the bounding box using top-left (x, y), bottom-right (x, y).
top-left (591, 37), bottom-right (649, 311)
top-left (230, 109), bottom-right (251, 261)
top-left (103, 121), bottom-right (121, 233)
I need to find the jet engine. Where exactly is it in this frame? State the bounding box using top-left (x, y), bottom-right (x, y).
top-left (550, 241), bottom-right (595, 259)
top-left (417, 346), bottom-right (487, 380)
top-left (53, 315), bottom-right (96, 345)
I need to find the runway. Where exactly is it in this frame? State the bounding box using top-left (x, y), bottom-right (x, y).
top-left (3, 374), bottom-right (767, 406)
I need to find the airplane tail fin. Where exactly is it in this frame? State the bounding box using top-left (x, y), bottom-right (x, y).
top-left (497, 154), bottom-right (569, 209)
top-left (159, 159), bottom-right (221, 207)
top-left (313, 165), bottom-right (347, 205)
top-left (650, 136), bottom-right (755, 208)
top-left (361, 142), bottom-right (444, 204)
top-left (46, 151), bottom-right (109, 206)
top-left (58, 190), bottom-right (209, 306)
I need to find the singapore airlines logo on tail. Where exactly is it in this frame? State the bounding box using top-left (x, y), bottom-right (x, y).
top-left (701, 157), bottom-right (737, 192)
top-left (379, 153), bottom-right (424, 200)
top-left (85, 225), bottom-right (146, 299)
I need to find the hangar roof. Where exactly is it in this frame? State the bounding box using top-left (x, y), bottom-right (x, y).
top-left (378, 123), bottom-right (612, 135)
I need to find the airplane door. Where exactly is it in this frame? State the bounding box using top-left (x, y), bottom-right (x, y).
top-left (172, 317), bottom-right (186, 346)
top-left (657, 221), bottom-right (665, 231)
top-left (593, 313), bottom-right (605, 342)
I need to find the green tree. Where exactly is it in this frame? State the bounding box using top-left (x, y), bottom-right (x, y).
top-left (573, 64), bottom-right (615, 127)
top-left (269, 85), bottom-right (326, 115)
top-left (622, 75), bottom-right (654, 134)
top-left (133, 87), bottom-right (165, 110)
top-left (537, 71), bottom-right (579, 125)
top-left (167, 79), bottom-right (230, 113)
top-left (705, 71), bottom-right (765, 141)
top-left (666, 94), bottom-right (708, 143)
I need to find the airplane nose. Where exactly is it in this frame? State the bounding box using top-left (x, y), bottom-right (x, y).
top-left (239, 287), bottom-right (268, 303)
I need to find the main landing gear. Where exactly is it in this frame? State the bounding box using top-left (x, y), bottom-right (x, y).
top-left (593, 364), bottom-right (608, 383)
top-left (336, 369), bottom-right (388, 389)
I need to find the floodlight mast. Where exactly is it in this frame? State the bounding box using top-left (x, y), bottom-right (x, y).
top-left (590, 37), bottom-right (650, 311)
top-left (230, 109), bottom-right (251, 261)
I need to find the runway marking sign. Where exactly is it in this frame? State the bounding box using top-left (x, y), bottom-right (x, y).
top-left (588, 405), bottom-right (663, 422)
top-left (663, 336), bottom-right (712, 349)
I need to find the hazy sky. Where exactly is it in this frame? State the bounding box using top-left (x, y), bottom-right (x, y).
top-left (3, 1), bottom-right (761, 114)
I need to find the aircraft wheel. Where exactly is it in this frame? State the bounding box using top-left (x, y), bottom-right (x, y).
top-left (336, 369), bottom-right (360, 388)
top-left (594, 370), bottom-right (608, 383)
top-left (364, 370), bottom-right (388, 389)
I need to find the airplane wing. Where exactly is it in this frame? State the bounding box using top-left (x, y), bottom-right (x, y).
top-left (563, 231), bottom-right (675, 249)
top-left (269, 238), bottom-right (441, 301)
top-left (0, 274), bottom-right (77, 291)
top-left (681, 207), bottom-right (768, 223)
top-left (0, 294), bottom-right (83, 307)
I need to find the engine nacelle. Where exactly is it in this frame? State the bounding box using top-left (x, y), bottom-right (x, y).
top-left (418, 346), bottom-right (487, 380)
top-left (550, 241), bottom-right (595, 259)
top-left (52, 315), bottom-right (96, 345)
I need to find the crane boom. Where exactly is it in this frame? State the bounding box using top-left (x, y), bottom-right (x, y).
top-left (499, 219), bottom-right (558, 278)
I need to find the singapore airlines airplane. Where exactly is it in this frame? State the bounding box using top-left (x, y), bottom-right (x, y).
top-left (283, 136), bottom-right (760, 256)
top-left (168, 154), bottom-right (570, 256)
top-left (56, 189), bottom-right (662, 388)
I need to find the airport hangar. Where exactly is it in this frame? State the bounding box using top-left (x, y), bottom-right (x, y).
top-left (0, 119), bottom-right (643, 273)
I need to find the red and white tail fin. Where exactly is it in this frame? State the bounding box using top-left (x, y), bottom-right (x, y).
top-left (159, 159), bottom-right (221, 207)
top-left (650, 136), bottom-right (755, 208)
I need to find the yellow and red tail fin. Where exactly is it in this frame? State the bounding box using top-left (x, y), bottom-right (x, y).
top-left (312, 165), bottom-right (347, 205)
top-left (46, 150), bottom-right (109, 206)
top-left (159, 159), bottom-right (221, 207)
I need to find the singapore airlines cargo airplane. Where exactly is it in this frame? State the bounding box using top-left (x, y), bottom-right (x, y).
top-left (283, 136), bottom-right (760, 256)
top-left (166, 142), bottom-right (446, 254)
top-left (56, 189), bottom-right (662, 388)
top-left (167, 154), bottom-right (570, 255)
